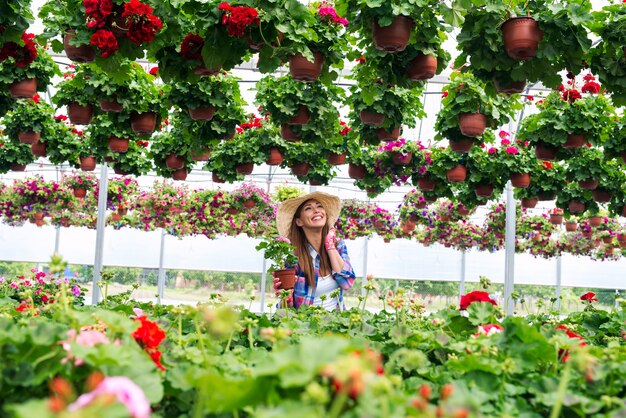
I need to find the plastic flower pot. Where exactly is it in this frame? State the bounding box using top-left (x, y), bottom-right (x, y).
top-left (111, 212), bottom-right (122, 222)
top-left (565, 221), bottom-right (578, 232)
top-left (99, 98), bottom-right (124, 112)
top-left (18, 131), bottom-right (40, 145)
top-left (578, 178), bottom-right (598, 190)
top-left (275, 268), bottom-right (297, 290)
top-left (63, 31), bottom-right (96, 63)
top-left (68, 103), bottom-right (94, 125)
top-left (563, 133), bottom-right (586, 149)
top-left (243, 199), bottom-right (256, 209)
top-left (474, 184), bottom-right (494, 198)
top-left (449, 137), bottom-right (474, 153)
top-left (235, 162), bottom-right (254, 175)
top-left (459, 113), bottom-right (487, 137)
top-left (359, 110), bottom-right (385, 126)
top-left (446, 165), bottom-right (467, 182)
top-left (9, 78), bottom-right (37, 98)
top-left (602, 236), bottom-right (613, 244)
top-left (494, 79), bottom-right (527, 94)
top-left (113, 166), bottom-right (128, 175)
top-left (108, 137), bottom-right (129, 153)
top-left (10, 163), bottom-right (26, 172)
top-left (406, 53), bottom-right (437, 80)
top-left (188, 106), bottom-right (216, 121)
top-left (372, 15), bottom-right (414, 52)
top-left (549, 214), bottom-right (563, 225)
top-left (327, 152), bottom-right (347, 165)
top-left (534, 142), bottom-right (557, 160)
top-left (391, 151), bottom-right (412, 165)
top-left (193, 61), bottom-right (222, 77)
top-left (31, 141), bottom-right (47, 157)
top-left (171, 168), bottom-right (188, 181)
top-left (289, 52), bottom-right (325, 82)
top-left (567, 200), bottom-right (585, 213)
top-left (417, 177), bottom-right (436, 191)
top-left (80, 156), bottom-right (97, 171)
top-left (588, 216), bottom-right (603, 227)
top-left (592, 189), bottom-right (611, 203)
top-left (290, 162), bottom-right (311, 176)
top-left (212, 173), bottom-right (226, 183)
top-left (309, 180), bottom-right (323, 186)
top-left (287, 105), bottom-right (310, 125)
top-left (377, 126), bottom-right (401, 141)
top-left (131, 112), bottom-right (157, 135)
top-left (510, 173), bottom-right (530, 188)
top-left (501, 17), bottom-right (543, 60)
top-left (192, 149), bottom-right (211, 162)
top-left (348, 163), bottom-right (366, 180)
top-left (280, 124), bottom-right (301, 142)
top-left (73, 188), bottom-right (87, 198)
top-left (165, 154), bottom-right (185, 170)
top-left (266, 147), bottom-right (283, 165)
top-left (521, 197), bottom-right (538, 208)
top-left (457, 206), bottom-right (470, 216)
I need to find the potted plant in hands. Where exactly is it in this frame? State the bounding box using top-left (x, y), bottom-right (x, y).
top-left (51, 64), bottom-right (99, 125)
top-left (3, 95), bottom-right (55, 148)
top-left (255, 236), bottom-right (299, 289)
top-left (0, 35), bottom-right (60, 97)
top-left (493, 132), bottom-right (537, 188)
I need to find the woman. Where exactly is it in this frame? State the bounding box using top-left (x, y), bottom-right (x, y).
top-left (273, 191), bottom-right (356, 310)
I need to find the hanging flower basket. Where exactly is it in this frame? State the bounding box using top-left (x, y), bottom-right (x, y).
top-left (67, 103), bottom-right (94, 125)
top-left (18, 131), bottom-right (40, 145)
top-left (193, 62), bottom-right (222, 77)
top-left (501, 17), bottom-right (543, 61)
top-left (359, 110), bottom-right (385, 126)
top-left (537, 191), bottom-right (556, 201)
top-left (377, 126), bottom-right (401, 141)
top-left (494, 79), bottom-right (526, 94)
top-left (327, 152), bottom-right (347, 165)
top-left (9, 78), bottom-right (37, 99)
top-left (568, 200), bottom-right (585, 213)
top-left (578, 178), bottom-right (598, 190)
top-left (371, 15), bottom-right (414, 52)
top-left (212, 173), bottom-right (226, 183)
top-left (449, 137), bottom-right (473, 153)
top-left (588, 216), bottom-right (603, 227)
top-left (31, 141), bottom-right (47, 157)
top-left (80, 156), bottom-right (97, 171)
top-left (521, 197), bottom-right (538, 208)
top-left (73, 188), bottom-right (87, 198)
top-left (510, 173), bottom-right (530, 188)
top-left (280, 124), bottom-right (301, 142)
top-left (406, 53), bottom-right (437, 80)
top-left (565, 221), bottom-right (578, 232)
top-left (474, 184), bottom-right (494, 198)
top-left (563, 133), bottom-right (586, 149)
top-left (113, 166), bottom-right (128, 175)
top-left (348, 163), bottom-right (366, 179)
top-left (287, 106), bottom-right (310, 125)
top-left (446, 165), bottom-right (467, 182)
top-left (165, 154), bottom-right (185, 170)
top-left (289, 52), bottom-right (325, 82)
top-left (266, 147), bottom-right (283, 166)
top-left (99, 98), bottom-right (124, 112)
top-left (171, 168), bottom-right (188, 181)
top-left (235, 162), bottom-right (254, 175)
top-left (243, 199), bottom-right (256, 209)
top-left (459, 113), bottom-right (487, 137)
top-left (415, 177), bottom-right (435, 191)
top-left (534, 142), bottom-right (557, 160)
top-left (188, 106), bottom-right (216, 121)
top-left (192, 148), bottom-right (211, 162)
top-left (290, 162), bottom-right (311, 176)
top-left (63, 31), bottom-right (96, 63)
top-left (130, 112), bottom-right (157, 134)
top-left (391, 151), bottom-right (412, 165)
top-left (10, 163), bottom-right (27, 172)
top-left (549, 214), bottom-right (563, 225)
top-left (108, 137), bottom-right (129, 153)
top-left (592, 189), bottom-right (611, 203)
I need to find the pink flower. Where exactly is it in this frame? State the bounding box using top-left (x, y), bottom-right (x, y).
top-left (500, 138), bottom-right (510, 145)
top-left (475, 324), bottom-right (504, 337)
top-left (498, 130), bottom-right (509, 139)
top-left (68, 376), bottom-right (151, 418)
top-left (487, 147), bottom-right (497, 155)
top-left (505, 146), bottom-right (519, 155)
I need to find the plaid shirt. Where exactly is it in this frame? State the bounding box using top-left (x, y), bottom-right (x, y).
top-left (289, 239), bottom-right (356, 310)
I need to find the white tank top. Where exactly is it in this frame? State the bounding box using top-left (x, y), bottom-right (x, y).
top-left (313, 274), bottom-right (340, 310)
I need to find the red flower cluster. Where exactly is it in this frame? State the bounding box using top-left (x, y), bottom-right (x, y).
top-left (0, 32), bottom-right (38, 67)
top-left (132, 314), bottom-right (166, 371)
top-left (122, 0), bottom-right (162, 45)
top-left (555, 324), bottom-right (586, 362)
top-left (580, 292), bottom-right (598, 302)
top-left (542, 160), bottom-right (553, 169)
top-left (581, 81), bottom-right (600, 94)
top-left (562, 89), bottom-right (581, 102)
top-left (218, 3), bottom-right (260, 37)
top-left (236, 116), bottom-right (263, 133)
top-left (339, 120), bottom-right (352, 136)
top-left (459, 290), bottom-right (497, 310)
top-left (149, 66), bottom-right (158, 76)
top-left (31, 94), bottom-right (40, 104)
top-left (137, 140), bottom-right (150, 148)
top-left (181, 33), bottom-right (204, 60)
top-left (84, 0), bottom-right (113, 29)
top-left (355, 55), bottom-right (366, 64)
top-left (90, 29), bottom-right (119, 58)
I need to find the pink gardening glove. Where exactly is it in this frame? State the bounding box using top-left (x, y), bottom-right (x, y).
top-left (325, 228), bottom-right (338, 251)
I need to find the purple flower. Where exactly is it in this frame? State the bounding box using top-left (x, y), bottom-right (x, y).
top-left (72, 286), bottom-right (81, 297)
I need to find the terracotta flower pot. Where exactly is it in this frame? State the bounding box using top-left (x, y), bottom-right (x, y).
top-left (578, 178), bottom-right (598, 190)
top-left (108, 137), bottom-right (129, 153)
top-left (73, 188), bottom-right (87, 198)
top-left (592, 189), bottom-right (611, 203)
top-left (192, 149), bottom-right (211, 162)
top-left (243, 199), bottom-right (256, 209)
top-left (565, 222), bottom-right (578, 232)
top-left (68, 103), bottom-right (94, 125)
top-left (424, 194), bottom-right (438, 202)
top-left (359, 110), bottom-right (385, 126)
top-left (235, 162), bottom-right (254, 175)
top-left (63, 31), bottom-right (96, 63)
top-left (281, 124), bottom-right (301, 142)
top-left (602, 236), bottom-right (613, 244)
top-left (459, 113), bottom-right (487, 137)
top-left (212, 173), bottom-right (226, 183)
top-left (563, 133), bottom-right (586, 149)
top-left (275, 268), bottom-right (297, 290)
top-left (171, 168), bottom-right (188, 181)
top-left (188, 106), bottom-right (216, 121)
top-left (377, 126), bottom-right (401, 141)
top-left (474, 184), bottom-right (494, 198)
top-left (457, 206), bottom-right (470, 216)
top-left (494, 78), bottom-right (527, 94)
top-left (113, 166), bottom-right (128, 175)
top-left (449, 137), bottom-right (473, 153)
top-left (80, 156), bottom-right (97, 171)
top-left (131, 112), bottom-right (157, 134)
top-left (406, 53), bottom-right (437, 80)
top-left (309, 180), bottom-right (323, 186)
top-left (582, 229), bottom-right (593, 238)
top-left (266, 147), bottom-right (283, 166)
top-left (510, 173), bottom-right (530, 188)
top-left (568, 200), bottom-right (585, 213)
top-left (166, 154), bottom-right (185, 170)
top-left (327, 152), bottom-right (347, 165)
top-left (588, 216), bottom-right (603, 227)
top-left (446, 165), bottom-right (467, 182)
top-left (372, 15), bottom-right (414, 52)
top-left (620, 151), bottom-right (626, 165)
top-left (111, 212), bottom-right (122, 222)
top-left (99, 98), bottom-right (124, 112)
top-left (18, 131), bottom-right (40, 145)
top-left (9, 78), bottom-right (37, 98)
top-left (501, 17), bottom-right (543, 60)
top-left (287, 105), bottom-right (310, 125)
top-left (290, 162), bottom-right (311, 177)
top-left (31, 141), bottom-right (47, 157)
top-left (348, 163), bottom-right (366, 180)
top-left (549, 214), bottom-right (563, 225)
top-left (391, 151), bottom-right (412, 165)
top-left (521, 197), bottom-right (538, 208)
top-left (417, 177), bottom-right (436, 191)
top-left (193, 61), bottom-right (222, 76)
top-left (534, 142), bottom-right (557, 160)
top-left (289, 52), bottom-right (325, 82)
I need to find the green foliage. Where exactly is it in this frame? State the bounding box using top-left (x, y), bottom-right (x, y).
top-left (0, 43), bottom-right (60, 90)
top-left (51, 65), bottom-right (100, 107)
top-left (167, 72), bottom-right (245, 111)
top-left (0, 0), bottom-right (34, 44)
top-left (3, 98), bottom-right (55, 136)
top-left (255, 236), bottom-right (299, 271)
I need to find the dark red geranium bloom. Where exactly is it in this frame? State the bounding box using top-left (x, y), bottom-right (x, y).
top-left (90, 29), bottom-right (119, 58)
top-left (181, 33), bottom-right (204, 60)
top-left (219, 2), bottom-right (259, 37)
top-left (581, 81), bottom-right (600, 94)
top-left (84, 0), bottom-right (113, 29)
top-left (555, 324), bottom-right (586, 362)
top-left (149, 66), bottom-right (158, 76)
top-left (122, 0), bottom-right (162, 45)
top-left (562, 89), bottom-right (582, 102)
top-left (2, 32), bottom-right (39, 67)
top-left (580, 292), bottom-right (598, 302)
top-left (459, 290), bottom-right (497, 310)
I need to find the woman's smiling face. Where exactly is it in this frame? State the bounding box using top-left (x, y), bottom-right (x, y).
top-left (295, 199), bottom-right (326, 230)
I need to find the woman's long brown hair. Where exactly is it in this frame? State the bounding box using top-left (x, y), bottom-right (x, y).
top-left (289, 201), bottom-right (332, 289)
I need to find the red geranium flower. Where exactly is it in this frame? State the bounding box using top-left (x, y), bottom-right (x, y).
top-left (181, 33), bottom-right (204, 60)
top-left (459, 290), bottom-right (497, 310)
top-left (132, 315), bottom-right (166, 350)
top-left (219, 3), bottom-right (260, 37)
top-left (2, 32), bottom-right (38, 67)
top-left (122, 0), bottom-right (162, 45)
top-left (580, 292), bottom-right (598, 302)
top-left (581, 81), bottom-right (600, 94)
top-left (149, 66), bottom-right (158, 76)
top-left (90, 29), bottom-right (119, 58)
top-left (542, 161), bottom-right (553, 169)
top-left (84, 0), bottom-right (113, 29)
top-left (562, 89), bottom-right (582, 102)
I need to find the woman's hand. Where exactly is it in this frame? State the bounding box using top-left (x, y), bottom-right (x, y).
top-left (325, 227), bottom-right (338, 251)
top-left (272, 271), bottom-right (296, 297)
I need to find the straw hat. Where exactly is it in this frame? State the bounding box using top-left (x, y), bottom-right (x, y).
top-left (276, 191), bottom-right (341, 239)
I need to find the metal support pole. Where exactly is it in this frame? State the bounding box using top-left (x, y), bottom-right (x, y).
top-left (459, 250), bottom-right (466, 301)
top-left (157, 229), bottom-right (166, 304)
top-left (555, 226), bottom-right (562, 310)
top-left (259, 167), bottom-right (274, 313)
top-left (503, 181), bottom-right (516, 316)
top-left (54, 166), bottom-right (61, 254)
top-left (92, 164), bottom-right (109, 304)
top-left (361, 237), bottom-right (369, 296)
